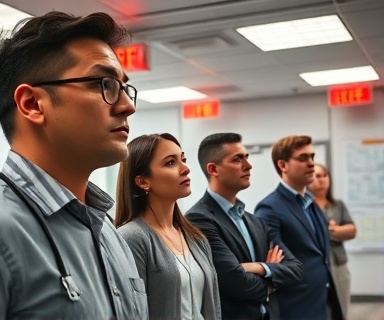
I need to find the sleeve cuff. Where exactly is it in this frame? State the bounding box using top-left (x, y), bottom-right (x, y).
top-left (260, 263), bottom-right (272, 278)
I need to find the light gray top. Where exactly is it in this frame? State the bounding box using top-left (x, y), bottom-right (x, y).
top-left (118, 218), bottom-right (221, 320)
top-left (0, 151), bottom-right (148, 319)
top-left (175, 251), bottom-right (205, 320)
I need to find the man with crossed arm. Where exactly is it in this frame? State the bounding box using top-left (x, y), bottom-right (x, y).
top-left (186, 132), bottom-right (303, 320)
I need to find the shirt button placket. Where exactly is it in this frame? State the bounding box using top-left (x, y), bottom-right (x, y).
top-left (112, 285), bottom-right (120, 297)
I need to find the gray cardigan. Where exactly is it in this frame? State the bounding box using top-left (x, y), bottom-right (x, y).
top-left (118, 218), bottom-right (221, 320)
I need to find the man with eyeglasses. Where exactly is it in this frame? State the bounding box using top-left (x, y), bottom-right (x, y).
top-left (255, 135), bottom-right (342, 320)
top-left (0, 11), bottom-right (147, 319)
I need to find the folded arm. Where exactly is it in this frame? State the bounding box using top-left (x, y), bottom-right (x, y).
top-left (255, 204), bottom-right (304, 289)
top-left (187, 212), bottom-right (269, 304)
top-left (241, 244), bottom-right (284, 276)
top-left (329, 220), bottom-right (356, 241)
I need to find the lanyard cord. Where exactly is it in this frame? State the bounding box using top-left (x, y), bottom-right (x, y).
top-left (0, 172), bottom-right (81, 301)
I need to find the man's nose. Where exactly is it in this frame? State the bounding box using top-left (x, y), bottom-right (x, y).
top-left (244, 159), bottom-right (252, 170)
top-left (115, 91), bottom-right (135, 116)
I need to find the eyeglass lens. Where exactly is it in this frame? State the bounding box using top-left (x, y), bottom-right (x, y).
top-left (102, 77), bottom-right (135, 105)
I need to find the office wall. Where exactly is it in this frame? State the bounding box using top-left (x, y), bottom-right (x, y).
top-left (1, 91), bottom-right (383, 296)
top-left (179, 93), bottom-right (330, 211)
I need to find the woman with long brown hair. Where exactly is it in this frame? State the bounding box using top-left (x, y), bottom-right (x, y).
top-left (115, 133), bottom-right (221, 320)
top-left (308, 163), bottom-right (356, 320)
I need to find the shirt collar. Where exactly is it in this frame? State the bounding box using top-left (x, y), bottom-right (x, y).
top-left (2, 150), bottom-right (114, 216)
top-left (207, 188), bottom-right (245, 217)
top-left (280, 180), bottom-right (313, 209)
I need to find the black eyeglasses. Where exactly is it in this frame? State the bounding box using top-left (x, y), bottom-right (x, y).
top-left (31, 76), bottom-right (137, 107)
top-left (291, 153), bottom-right (315, 162)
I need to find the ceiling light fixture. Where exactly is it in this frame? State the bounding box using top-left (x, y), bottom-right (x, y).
top-left (138, 86), bottom-right (207, 103)
top-left (236, 15), bottom-right (352, 51)
top-left (299, 66), bottom-right (379, 86)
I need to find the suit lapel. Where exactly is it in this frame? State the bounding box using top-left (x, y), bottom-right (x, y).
top-left (277, 184), bottom-right (321, 247)
top-left (202, 193), bottom-right (253, 262)
top-left (311, 205), bottom-right (329, 253)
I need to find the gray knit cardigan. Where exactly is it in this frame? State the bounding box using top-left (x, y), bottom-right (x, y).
top-left (118, 218), bottom-right (221, 320)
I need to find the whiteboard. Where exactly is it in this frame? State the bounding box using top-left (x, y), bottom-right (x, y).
top-left (238, 142), bottom-right (328, 213)
top-left (342, 139), bottom-right (384, 205)
top-left (342, 139), bottom-right (384, 252)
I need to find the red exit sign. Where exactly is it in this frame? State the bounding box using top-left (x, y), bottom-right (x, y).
top-left (328, 83), bottom-right (372, 107)
top-left (183, 101), bottom-right (220, 119)
top-left (114, 43), bottom-right (149, 71)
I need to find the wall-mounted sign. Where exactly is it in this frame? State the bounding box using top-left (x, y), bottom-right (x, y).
top-left (328, 83), bottom-right (372, 107)
top-left (114, 43), bottom-right (149, 71)
top-left (182, 100), bottom-right (220, 119)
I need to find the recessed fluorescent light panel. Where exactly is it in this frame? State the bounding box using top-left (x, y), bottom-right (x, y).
top-left (0, 4), bottom-right (32, 36)
top-left (299, 66), bottom-right (379, 86)
top-left (138, 86), bottom-right (207, 103)
top-left (236, 15), bottom-right (352, 51)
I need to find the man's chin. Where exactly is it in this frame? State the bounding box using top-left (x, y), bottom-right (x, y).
top-left (240, 183), bottom-right (251, 191)
top-left (306, 178), bottom-right (315, 186)
top-left (97, 149), bottom-right (128, 168)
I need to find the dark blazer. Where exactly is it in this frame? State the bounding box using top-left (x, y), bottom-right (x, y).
top-left (254, 183), bottom-right (342, 320)
top-left (186, 191), bottom-right (303, 320)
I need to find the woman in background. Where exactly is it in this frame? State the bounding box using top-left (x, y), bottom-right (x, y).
top-left (308, 163), bottom-right (357, 320)
top-left (115, 133), bottom-right (221, 320)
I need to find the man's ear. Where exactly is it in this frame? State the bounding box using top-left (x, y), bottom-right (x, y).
top-left (14, 84), bottom-right (46, 125)
top-left (277, 159), bottom-right (288, 174)
top-left (135, 176), bottom-right (150, 191)
top-left (206, 162), bottom-right (219, 177)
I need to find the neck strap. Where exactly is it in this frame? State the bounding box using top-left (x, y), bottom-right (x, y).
top-left (0, 172), bottom-right (81, 301)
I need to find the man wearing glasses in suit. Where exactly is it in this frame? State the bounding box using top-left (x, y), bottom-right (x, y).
top-left (255, 135), bottom-right (342, 320)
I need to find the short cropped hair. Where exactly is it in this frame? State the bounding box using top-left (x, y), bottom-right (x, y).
top-left (198, 132), bottom-right (242, 179)
top-left (271, 135), bottom-right (312, 176)
top-left (0, 11), bottom-right (130, 143)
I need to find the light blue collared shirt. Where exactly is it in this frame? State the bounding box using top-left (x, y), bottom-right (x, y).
top-left (207, 188), bottom-right (271, 277)
top-left (280, 180), bottom-right (315, 231)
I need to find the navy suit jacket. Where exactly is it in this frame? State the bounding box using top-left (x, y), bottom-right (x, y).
top-left (255, 183), bottom-right (342, 320)
top-left (186, 192), bottom-right (303, 320)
